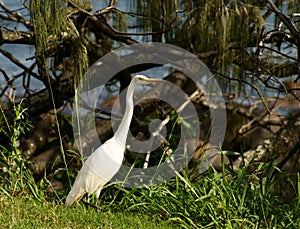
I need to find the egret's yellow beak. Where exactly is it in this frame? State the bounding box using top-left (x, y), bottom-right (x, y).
top-left (143, 78), bottom-right (163, 83)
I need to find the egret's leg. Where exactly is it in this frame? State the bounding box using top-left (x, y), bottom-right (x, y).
top-left (94, 189), bottom-right (102, 211)
top-left (94, 198), bottom-right (99, 211)
top-left (81, 193), bottom-right (91, 209)
top-left (82, 197), bottom-right (99, 210)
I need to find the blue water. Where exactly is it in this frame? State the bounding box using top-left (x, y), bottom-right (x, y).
top-left (0, 0), bottom-right (143, 96)
top-left (1, 0), bottom-right (299, 115)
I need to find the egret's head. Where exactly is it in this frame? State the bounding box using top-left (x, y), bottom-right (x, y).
top-left (131, 75), bottom-right (163, 86)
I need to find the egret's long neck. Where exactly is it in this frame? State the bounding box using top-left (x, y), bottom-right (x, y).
top-left (114, 84), bottom-right (135, 146)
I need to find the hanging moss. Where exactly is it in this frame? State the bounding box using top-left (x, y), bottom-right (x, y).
top-left (30, 0), bottom-right (88, 87)
top-left (30, 0), bottom-right (51, 82)
top-left (135, 0), bottom-right (178, 41)
top-left (68, 19), bottom-right (89, 87)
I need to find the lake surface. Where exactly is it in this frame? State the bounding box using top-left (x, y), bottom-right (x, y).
top-left (0, 1), bottom-right (298, 115)
top-left (0, 0), bottom-right (145, 96)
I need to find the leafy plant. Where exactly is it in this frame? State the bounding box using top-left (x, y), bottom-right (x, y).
top-left (94, 162), bottom-right (299, 228)
top-left (0, 99), bottom-right (43, 200)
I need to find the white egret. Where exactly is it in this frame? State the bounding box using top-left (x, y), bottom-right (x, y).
top-left (65, 75), bottom-right (163, 206)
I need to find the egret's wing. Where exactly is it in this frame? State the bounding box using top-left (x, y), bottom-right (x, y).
top-left (84, 138), bottom-right (125, 181)
top-left (65, 138), bottom-right (125, 206)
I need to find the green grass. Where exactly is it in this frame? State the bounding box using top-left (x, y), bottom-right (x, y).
top-left (0, 194), bottom-right (175, 229)
top-left (0, 104), bottom-right (299, 228)
top-left (95, 169), bottom-right (299, 229)
top-left (0, 166), bottom-right (299, 228)
top-left (1, 170), bottom-right (299, 229)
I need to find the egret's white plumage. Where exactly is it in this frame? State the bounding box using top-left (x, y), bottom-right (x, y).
top-left (65, 75), bottom-right (162, 206)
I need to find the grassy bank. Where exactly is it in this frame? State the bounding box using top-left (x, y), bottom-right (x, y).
top-left (0, 105), bottom-right (299, 228)
top-left (0, 168), bottom-right (298, 228)
top-left (0, 195), bottom-right (175, 229)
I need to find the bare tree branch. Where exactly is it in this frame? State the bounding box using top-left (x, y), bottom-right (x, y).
top-left (266, 0), bottom-right (300, 40)
top-left (0, 1), bottom-right (31, 28)
top-left (0, 29), bottom-right (34, 45)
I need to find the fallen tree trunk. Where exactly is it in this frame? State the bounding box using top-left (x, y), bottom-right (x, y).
top-left (232, 112), bottom-right (300, 201)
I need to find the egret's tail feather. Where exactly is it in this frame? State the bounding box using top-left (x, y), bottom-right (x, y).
top-left (65, 167), bottom-right (89, 206)
top-left (65, 164), bottom-right (107, 206)
top-left (65, 183), bottom-right (86, 206)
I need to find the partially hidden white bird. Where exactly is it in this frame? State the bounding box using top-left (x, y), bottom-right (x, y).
top-left (65, 75), bottom-right (163, 207)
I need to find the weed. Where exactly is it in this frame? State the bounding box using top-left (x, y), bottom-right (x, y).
top-left (0, 99), bottom-right (44, 199)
